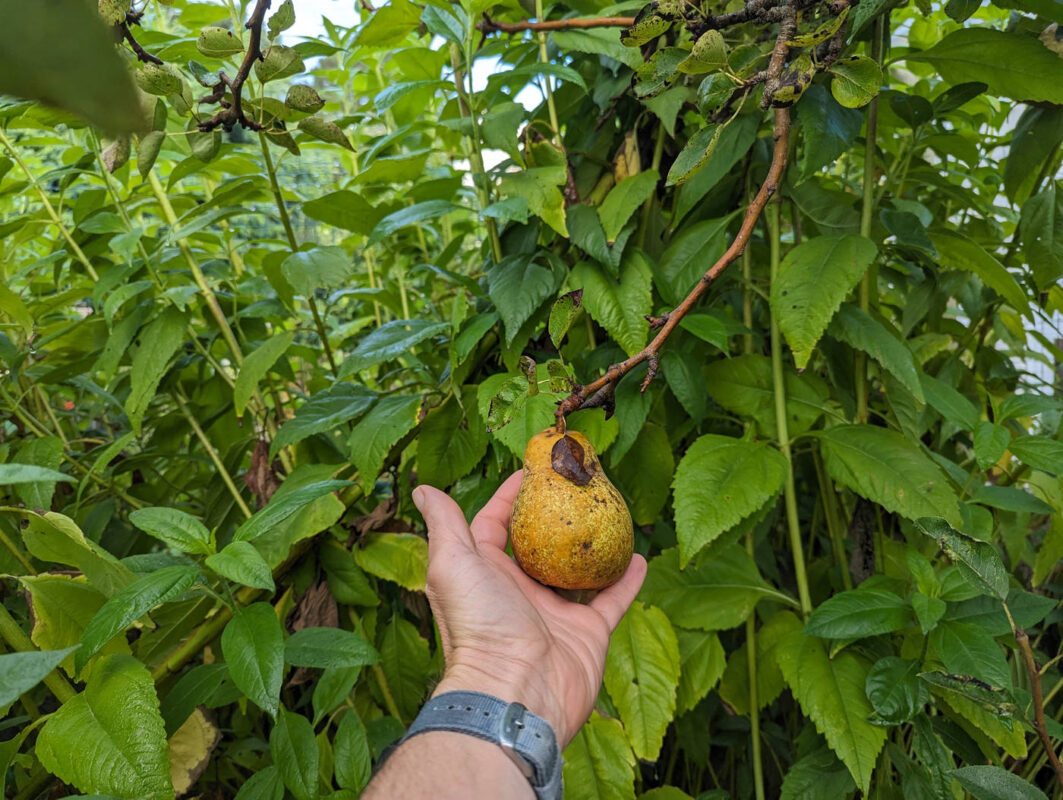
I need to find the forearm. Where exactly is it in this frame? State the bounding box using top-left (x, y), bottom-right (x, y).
top-left (363, 731), bottom-right (535, 800)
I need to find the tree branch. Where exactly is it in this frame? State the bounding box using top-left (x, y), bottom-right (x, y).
top-left (197, 0), bottom-right (271, 132)
top-left (1016, 627), bottom-right (1063, 788)
top-left (119, 20), bottom-right (162, 65)
top-left (478, 15), bottom-right (635, 33)
top-left (555, 6), bottom-right (798, 425)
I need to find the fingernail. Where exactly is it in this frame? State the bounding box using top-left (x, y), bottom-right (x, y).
top-left (411, 486), bottom-right (426, 512)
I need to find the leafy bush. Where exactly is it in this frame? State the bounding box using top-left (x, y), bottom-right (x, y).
top-left (0, 0), bottom-right (1061, 798)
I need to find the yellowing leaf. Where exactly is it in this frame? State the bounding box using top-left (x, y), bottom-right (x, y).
top-left (168, 709), bottom-right (220, 797)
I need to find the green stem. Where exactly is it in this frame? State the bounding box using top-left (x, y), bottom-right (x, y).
top-left (0, 525), bottom-right (35, 574)
top-left (349, 609), bottom-right (403, 720)
top-left (637, 121), bottom-right (666, 250)
top-left (533, 0), bottom-right (561, 144)
top-left (855, 18), bottom-right (884, 425)
top-left (746, 532), bottom-right (765, 800)
top-left (0, 128), bottom-right (99, 281)
top-left (814, 450), bottom-right (853, 590)
top-left (147, 171), bottom-right (245, 365)
top-left (768, 202), bottom-right (813, 618)
top-left (258, 133), bottom-right (337, 374)
top-left (175, 392), bottom-right (253, 519)
top-left (449, 42), bottom-right (502, 263)
top-left (0, 603), bottom-right (76, 704)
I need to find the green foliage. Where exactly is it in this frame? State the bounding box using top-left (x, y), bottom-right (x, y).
top-left (1, 0), bottom-right (1061, 797)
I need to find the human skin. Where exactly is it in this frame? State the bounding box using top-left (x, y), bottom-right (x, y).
top-left (362, 472), bottom-right (647, 799)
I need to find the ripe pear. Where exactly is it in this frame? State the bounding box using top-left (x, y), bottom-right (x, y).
top-left (510, 426), bottom-right (634, 590)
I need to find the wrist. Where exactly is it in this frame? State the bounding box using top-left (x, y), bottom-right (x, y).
top-left (433, 659), bottom-right (566, 745)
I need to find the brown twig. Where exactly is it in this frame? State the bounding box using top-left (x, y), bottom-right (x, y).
top-left (1016, 627), bottom-right (1063, 788)
top-left (555, 5), bottom-right (798, 425)
top-left (119, 20), bottom-right (162, 64)
top-left (478, 15), bottom-right (635, 33)
top-left (197, 0), bottom-right (271, 132)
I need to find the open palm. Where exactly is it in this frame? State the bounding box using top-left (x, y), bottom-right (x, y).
top-left (414, 471), bottom-right (647, 747)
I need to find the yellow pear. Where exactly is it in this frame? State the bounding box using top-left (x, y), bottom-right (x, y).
top-left (510, 426), bottom-right (634, 590)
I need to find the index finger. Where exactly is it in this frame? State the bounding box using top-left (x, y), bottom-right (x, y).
top-left (470, 470), bottom-right (523, 549)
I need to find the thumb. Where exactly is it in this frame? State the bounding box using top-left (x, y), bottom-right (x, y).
top-left (413, 485), bottom-right (473, 560)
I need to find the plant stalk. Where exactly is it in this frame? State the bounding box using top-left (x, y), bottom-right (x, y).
top-left (175, 392), bottom-right (253, 519)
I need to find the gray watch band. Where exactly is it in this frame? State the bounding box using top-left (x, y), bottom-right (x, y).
top-left (402, 690), bottom-right (563, 800)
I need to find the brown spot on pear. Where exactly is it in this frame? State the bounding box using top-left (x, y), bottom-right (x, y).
top-left (510, 426), bottom-right (634, 590)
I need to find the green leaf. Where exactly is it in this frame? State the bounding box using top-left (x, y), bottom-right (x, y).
top-left (378, 616), bottom-right (431, 720)
top-left (1009, 434), bottom-right (1063, 475)
top-left (338, 319), bottom-right (449, 377)
top-left (20, 512), bottom-right (135, 596)
top-left (498, 167), bottom-right (568, 236)
top-left (604, 602), bottom-right (680, 760)
top-left (718, 611), bottom-right (804, 715)
top-left (0, 0), bottom-right (145, 133)
top-left (1021, 184), bottom-right (1063, 288)
top-left (674, 629), bottom-right (726, 713)
top-left (705, 354), bottom-right (829, 439)
top-left (656, 215), bottom-right (733, 305)
top-left (487, 254), bottom-right (564, 345)
top-left (76, 565), bottom-right (199, 674)
top-left (640, 546), bottom-right (796, 631)
top-left (234, 331), bottom-right (294, 418)
top-left (598, 171), bottom-right (658, 243)
top-left (160, 663), bottom-right (228, 736)
top-left (920, 374), bottom-right (978, 431)
top-left (949, 766), bottom-right (1048, 800)
top-left (775, 633), bottom-right (887, 794)
top-left (285, 83), bottom-right (324, 113)
top-left (549, 289), bottom-right (583, 348)
top-left (551, 28), bottom-right (642, 69)
top-left (914, 517), bottom-right (1009, 600)
top-left (368, 200), bottom-right (461, 247)
top-left (197, 26), bottom-right (243, 58)
top-left (678, 313), bottom-right (731, 352)
top-left (910, 29), bottom-right (1063, 104)
top-left (930, 230), bottom-right (1029, 315)
top-left (301, 191), bottom-right (387, 236)
top-left (36, 655), bottom-right (173, 798)
top-left (270, 709), bottom-right (318, 800)
top-left (974, 421), bottom-right (1010, 471)
top-left (221, 603), bottom-right (284, 717)
top-left (780, 747), bottom-right (856, 800)
top-left (233, 480), bottom-right (350, 543)
top-left (129, 507), bottom-right (214, 556)
top-left (268, 0), bottom-right (295, 39)
top-left (356, 0), bottom-right (420, 45)
top-left (282, 246), bottom-right (353, 297)
top-left (804, 587), bottom-right (912, 639)
top-left (562, 715), bottom-right (636, 800)
top-left (672, 434), bottom-right (787, 565)
top-left (125, 307), bottom-right (186, 435)
top-left (929, 620), bottom-right (1011, 688)
top-left (205, 541), bottom-right (275, 591)
top-left (770, 234), bottom-right (877, 369)
top-left (334, 712), bottom-right (372, 793)
top-left (0, 463), bottom-right (73, 486)
top-left (13, 436), bottom-right (63, 509)
top-left (353, 532), bottom-right (428, 591)
top-left (488, 62), bottom-right (588, 94)
top-left (348, 395), bottom-right (422, 493)
top-left (864, 657), bottom-right (929, 724)
top-left (270, 384), bottom-right (377, 461)
top-left (830, 304), bottom-right (924, 401)
top-left (416, 387), bottom-right (488, 488)
top-left (829, 56), bottom-right (882, 108)
top-left (285, 627), bottom-right (379, 670)
top-left (818, 426), bottom-right (960, 527)
top-left (0, 646), bottom-right (78, 707)
top-left (613, 423), bottom-right (675, 526)
top-left (255, 45), bottom-right (304, 83)
top-left (571, 253), bottom-right (652, 357)
top-left (20, 576), bottom-right (125, 674)
top-left (234, 766), bottom-right (285, 800)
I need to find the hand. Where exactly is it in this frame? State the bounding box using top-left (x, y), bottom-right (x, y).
top-left (412, 472), bottom-right (647, 748)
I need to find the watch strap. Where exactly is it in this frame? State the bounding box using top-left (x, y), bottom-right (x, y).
top-left (402, 690), bottom-right (563, 800)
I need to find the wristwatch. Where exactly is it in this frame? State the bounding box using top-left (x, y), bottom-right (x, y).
top-left (401, 690), bottom-right (563, 800)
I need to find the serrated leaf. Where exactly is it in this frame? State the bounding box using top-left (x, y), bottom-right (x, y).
top-left (334, 712), bottom-right (372, 792)
top-left (205, 541), bottom-right (274, 591)
top-left (776, 632), bottom-right (887, 794)
top-left (221, 603), bottom-right (283, 717)
top-left (270, 384), bottom-right (377, 461)
top-left (76, 565), bottom-right (199, 674)
top-left (920, 374), bottom-right (978, 430)
top-left (950, 765), bottom-right (1048, 800)
top-left (270, 709), bottom-right (317, 800)
top-left (285, 627), bottom-right (379, 670)
top-left (233, 480), bottom-right (351, 543)
top-left (831, 304), bottom-right (924, 401)
top-left (416, 387), bottom-right (488, 488)
top-left (818, 426), bottom-right (960, 527)
top-left (487, 254), bottom-right (564, 345)
top-left (36, 655), bottom-right (173, 798)
top-left (718, 610), bottom-right (803, 715)
top-left (829, 56), bottom-right (882, 108)
top-left (770, 234), bottom-right (877, 369)
top-left (348, 395), bottom-right (422, 493)
top-left (674, 629), bottom-right (725, 713)
top-left (598, 171), bottom-right (658, 243)
top-left (234, 331), bottom-right (294, 418)
top-left (337, 319), bottom-right (448, 377)
top-left (865, 657), bottom-right (929, 724)
top-left (129, 507), bottom-right (213, 556)
top-left (498, 167), bottom-right (568, 236)
top-left (914, 517), bottom-right (1008, 600)
top-left (1009, 434), bottom-right (1063, 475)
top-left (672, 435), bottom-right (787, 565)
top-left (562, 715), bottom-right (636, 800)
top-left (368, 200), bottom-right (460, 247)
top-left (604, 602), bottom-right (680, 760)
top-left (780, 747), bottom-right (856, 800)
top-left (931, 230), bottom-right (1029, 316)
top-left (571, 252), bottom-right (652, 357)
top-left (805, 587), bottom-right (912, 639)
top-left (973, 421), bottom-right (1010, 471)
top-left (125, 307), bottom-right (186, 435)
top-left (549, 289), bottom-right (583, 348)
